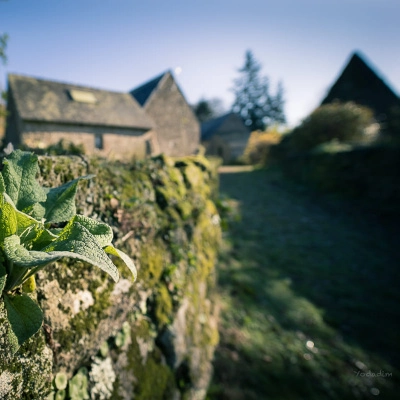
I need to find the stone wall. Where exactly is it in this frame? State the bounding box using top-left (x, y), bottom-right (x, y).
top-left (0, 154), bottom-right (221, 399)
top-left (16, 121), bottom-right (156, 161)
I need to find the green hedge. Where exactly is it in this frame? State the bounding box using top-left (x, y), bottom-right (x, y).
top-left (281, 145), bottom-right (400, 216)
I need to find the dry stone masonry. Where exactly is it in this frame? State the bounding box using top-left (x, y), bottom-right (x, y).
top-left (0, 153), bottom-right (221, 400)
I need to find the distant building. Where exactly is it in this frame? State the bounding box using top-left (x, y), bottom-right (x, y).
top-left (130, 71), bottom-right (200, 157)
top-left (5, 74), bottom-right (155, 160)
top-left (201, 112), bottom-right (250, 163)
top-left (5, 71), bottom-right (200, 160)
top-left (321, 52), bottom-right (400, 121)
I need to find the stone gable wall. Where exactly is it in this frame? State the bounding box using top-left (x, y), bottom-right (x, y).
top-left (145, 75), bottom-right (200, 157)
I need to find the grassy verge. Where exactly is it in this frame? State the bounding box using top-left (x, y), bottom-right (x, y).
top-left (208, 167), bottom-right (400, 400)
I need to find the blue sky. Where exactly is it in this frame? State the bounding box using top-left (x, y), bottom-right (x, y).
top-left (1, 0), bottom-right (399, 126)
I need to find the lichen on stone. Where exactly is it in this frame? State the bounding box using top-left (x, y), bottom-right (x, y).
top-left (89, 357), bottom-right (116, 400)
top-left (0, 371), bottom-right (15, 398)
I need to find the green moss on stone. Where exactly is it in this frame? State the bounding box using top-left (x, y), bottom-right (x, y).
top-left (139, 240), bottom-right (168, 288)
top-left (154, 284), bottom-right (173, 327)
top-left (182, 163), bottom-right (206, 191)
top-left (52, 263), bottom-right (114, 352)
top-left (119, 318), bottom-right (176, 400)
top-left (177, 201), bottom-right (193, 221)
top-left (136, 358), bottom-right (175, 400)
top-left (0, 302), bottom-right (53, 399)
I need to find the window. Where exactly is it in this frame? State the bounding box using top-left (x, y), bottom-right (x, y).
top-left (94, 134), bottom-right (103, 150)
top-left (145, 139), bottom-right (152, 156)
top-left (69, 89), bottom-right (97, 104)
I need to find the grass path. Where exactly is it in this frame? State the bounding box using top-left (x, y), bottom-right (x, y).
top-left (208, 167), bottom-right (400, 400)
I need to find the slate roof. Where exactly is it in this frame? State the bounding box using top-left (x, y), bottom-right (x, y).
top-left (130, 72), bottom-right (168, 106)
top-left (8, 74), bottom-right (154, 130)
top-left (200, 112), bottom-right (247, 140)
top-left (321, 52), bottom-right (400, 117)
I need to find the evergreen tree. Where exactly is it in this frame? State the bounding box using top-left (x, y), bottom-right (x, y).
top-left (231, 50), bottom-right (286, 131)
top-left (0, 33), bottom-right (8, 65)
top-left (193, 99), bottom-right (215, 123)
top-left (193, 97), bottom-right (225, 123)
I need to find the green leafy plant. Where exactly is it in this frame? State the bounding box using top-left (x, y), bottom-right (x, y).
top-left (242, 127), bottom-right (283, 165)
top-left (0, 150), bottom-right (137, 353)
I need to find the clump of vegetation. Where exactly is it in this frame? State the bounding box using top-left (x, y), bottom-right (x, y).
top-left (281, 102), bottom-right (374, 154)
top-left (242, 127), bottom-right (283, 165)
top-left (0, 150), bottom-right (136, 354)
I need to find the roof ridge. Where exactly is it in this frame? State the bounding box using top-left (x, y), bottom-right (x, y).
top-left (321, 51), bottom-right (400, 115)
top-left (8, 73), bottom-right (129, 95)
top-left (129, 70), bottom-right (171, 106)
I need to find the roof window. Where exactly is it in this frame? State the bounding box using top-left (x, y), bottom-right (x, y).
top-left (69, 89), bottom-right (97, 104)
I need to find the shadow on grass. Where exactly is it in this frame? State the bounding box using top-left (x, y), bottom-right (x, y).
top-left (208, 168), bottom-right (400, 400)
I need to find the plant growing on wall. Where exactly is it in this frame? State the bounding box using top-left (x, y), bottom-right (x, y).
top-left (0, 150), bottom-right (137, 353)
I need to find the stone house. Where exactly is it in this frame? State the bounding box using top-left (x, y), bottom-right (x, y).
top-left (321, 52), bottom-right (400, 121)
top-left (201, 112), bottom-right (250, 163)
top-left (5, 71), bottom-right (200, 159)
top-left (5, 74), bottom-right (155, 160)
top-left (130, 71), bottom-right (200, 157)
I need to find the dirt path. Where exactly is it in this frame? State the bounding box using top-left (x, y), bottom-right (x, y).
top-left (209, 166), bottom-right (400, 400)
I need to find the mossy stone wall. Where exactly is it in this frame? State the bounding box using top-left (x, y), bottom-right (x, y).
top-left (0, 154), bottom-right (221, 400)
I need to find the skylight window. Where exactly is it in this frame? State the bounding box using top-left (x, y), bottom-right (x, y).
top-left (69, 89), bottom-right (97, 104)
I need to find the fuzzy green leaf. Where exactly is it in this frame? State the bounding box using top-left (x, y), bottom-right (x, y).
top-left (0, 261), bottom-right (7, 293)
top-left (1, 150), bottom-right (47, 213)
top-left (104, 245), bottom-right (137, 282)
top-left (2, 192), bottom-right (40, 236)
top-left (40, 175), bottom-right (95, 223)
top-left (4, 223), bottom-right (119, 282)
top-left (3, 293), bottom-right (43, 353)
top-left (19, 224), bottom-right (44, 248)
top-left (4, 235), bottom-right (62, 268)
top-left (71, 215), bottom-right (114, 247)
top-left (30, 228), bottom-right (58, 250)
top-left (43, 221), bottom-right (119, 282)
top-left (0, 173), bottom-right (5, 196)
top-left (21, 275), bottom-right (36, 293)
top-left (15, 209), bottom-right (40, 237)
top-left (0, 201), bottom-right (17, 242)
